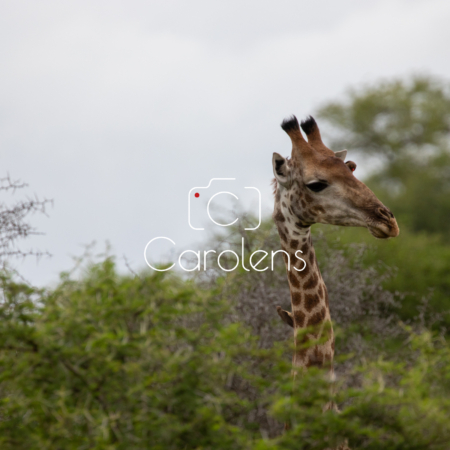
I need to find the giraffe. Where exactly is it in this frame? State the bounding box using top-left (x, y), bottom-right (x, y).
top-left (272, 115), bottom-right (399, 372)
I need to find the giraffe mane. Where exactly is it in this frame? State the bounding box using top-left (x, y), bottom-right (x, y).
top-left (271, 177), bottom-right (277, 195)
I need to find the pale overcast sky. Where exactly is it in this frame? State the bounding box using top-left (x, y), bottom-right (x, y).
top-left (1, 0), bottom-right (450, 285)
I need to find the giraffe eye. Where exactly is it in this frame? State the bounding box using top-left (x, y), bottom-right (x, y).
top-left (306, 181), bottom-right (328, 192)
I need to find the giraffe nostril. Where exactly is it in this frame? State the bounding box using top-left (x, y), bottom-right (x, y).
top-left (378, 208), bottom-right (393, 221)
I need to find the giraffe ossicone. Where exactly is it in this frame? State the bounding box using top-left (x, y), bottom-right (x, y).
top-left (272, 115), bottom-right (399, 370)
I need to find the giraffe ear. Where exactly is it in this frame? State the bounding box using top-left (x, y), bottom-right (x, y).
top-left (334, 150), bottom-right (347, 161)
top-left (272, 153), bottom-right (290, 187)
top-left (346, 161), bottom-right (357, 172)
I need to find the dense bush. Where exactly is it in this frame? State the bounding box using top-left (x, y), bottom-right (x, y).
top-left (0, 258), bottom-right (449, 449)
top-left (0, 260), bottom-right (274, 448)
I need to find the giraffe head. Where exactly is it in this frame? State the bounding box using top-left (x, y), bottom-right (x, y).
top-left (272, 115), bottom-right (399, 239)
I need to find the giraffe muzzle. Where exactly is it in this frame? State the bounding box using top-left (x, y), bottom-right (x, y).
top-left (367, 207), bottom-right (399, 239)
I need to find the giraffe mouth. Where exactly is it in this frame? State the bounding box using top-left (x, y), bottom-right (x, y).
top-left (368, 226), bottom-right (391, 239)
top-left (367, 221), bottom-right (399, 239)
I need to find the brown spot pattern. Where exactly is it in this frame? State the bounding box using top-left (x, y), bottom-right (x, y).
top-left (291, 292), bottom-right (302, 306)
top-left (274, 210), bottom-right (285, 222)
top-left (290, 239), bottom-right (299, 249)
top-left (306, 349), bottom-right (324, 367)
top-left (298, 261), bottom-right (309, 276)
top-left (307, 308), bottom-right (326, 326)
top-left (306, 358), bottom-right (322, 368)
top-left (304, 272), bottom-right (318, 290)
top-left (288, 270), bottom-right (300, 288)
top-left (278, 228), bottom-right (288, 242)
top-left (290, 252), bottom-right (300, 269)
top-left (296, 347), bottom-right (308, 360)
top-left (296, 333), bottom-right (308, 347)
top-left (294, 310), bottom-right (306, 327)
top-left (304, 292), bottom-right (320, 312)
top-left (318, 284), bottom-right (324, 298)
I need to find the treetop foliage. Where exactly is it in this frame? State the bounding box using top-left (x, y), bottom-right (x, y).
top-left (318, 75), bottom-right (450, 161)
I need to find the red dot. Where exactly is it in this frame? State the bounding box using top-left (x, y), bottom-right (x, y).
top-left (194, 192), bottom-right (200, 198)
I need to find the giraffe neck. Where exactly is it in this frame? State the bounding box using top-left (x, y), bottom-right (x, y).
top-left (274, 192), bottom-right (334, 369)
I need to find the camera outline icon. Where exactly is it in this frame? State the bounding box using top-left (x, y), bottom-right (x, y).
top-left (188, 178), bottom-right (261, 231)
